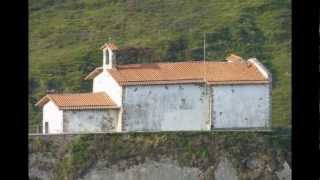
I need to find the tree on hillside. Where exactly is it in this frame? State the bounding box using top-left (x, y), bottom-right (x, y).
top-left (165, 35), bottom-right (189, 61)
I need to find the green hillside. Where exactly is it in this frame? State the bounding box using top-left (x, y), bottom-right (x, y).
top-left (29, 0), bottom-right (291, 130)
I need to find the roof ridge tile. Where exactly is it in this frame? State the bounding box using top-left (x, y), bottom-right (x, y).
top-left (85, 58), bottom-right (269, 86)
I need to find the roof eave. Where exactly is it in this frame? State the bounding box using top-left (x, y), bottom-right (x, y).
top-left (117, 79), bottom-right (269, 86)
top-left (118, 79), bottom-right (205, 86)
top-left (206, 80), bottom-right (269, 85)
top-left (60, 106), bottom-right (120, 110)
top-left (84, 68), bottom-right (103, 80)
top-left (247, 58), bottom-right (271, 80)
top-left (35, 95), bottom-right (50, 107)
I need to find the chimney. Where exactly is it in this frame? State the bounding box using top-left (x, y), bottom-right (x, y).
top-left (226, 54), bottom-right (243, 63)
top-left (100, 42), bottom-right (118, 70)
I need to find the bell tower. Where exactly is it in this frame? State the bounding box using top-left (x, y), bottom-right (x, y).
top-left (100, 41), bottom-right (118, 70)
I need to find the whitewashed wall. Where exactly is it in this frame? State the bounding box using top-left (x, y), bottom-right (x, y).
top-left (211, 84), bottom-right (270, 128)
top-left (93, 71), bottom-right (122, 106)
top-left (42, 101), bottom-right (63, 134)
top-left (63, 109), bottom-right (119, 133)
top-left (122, 84), bottom-right (210, 131)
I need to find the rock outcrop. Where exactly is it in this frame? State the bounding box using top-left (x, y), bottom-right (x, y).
top-left (29, 129), bottom-right (291, 180)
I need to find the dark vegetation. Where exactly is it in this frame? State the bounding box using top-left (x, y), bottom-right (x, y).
top-left (29, 0), bottom-right (291, 130)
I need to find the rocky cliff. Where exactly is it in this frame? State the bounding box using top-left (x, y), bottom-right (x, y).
top-left (29, 129), bottom-right (291, 180)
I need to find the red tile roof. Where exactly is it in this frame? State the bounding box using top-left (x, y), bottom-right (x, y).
top-left (35, 92), bottom-right (119, 110)
top-left (85, 58), bottom-right (268, 85)
top-left (100, 42), bottom-right (118, 50)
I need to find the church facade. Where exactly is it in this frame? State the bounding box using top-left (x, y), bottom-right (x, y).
top-left (36, 42), bottom-right (271, 134)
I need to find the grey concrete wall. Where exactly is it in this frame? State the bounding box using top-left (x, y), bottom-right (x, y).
top-left (122, 84), bottom-right (210, 131)
top-left (211, 84), bottom-right (270, 128)
top-left (63, 109), bottom-right (119, 133)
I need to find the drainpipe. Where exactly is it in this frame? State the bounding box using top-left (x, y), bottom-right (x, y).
top-left (208, 86), bottom-right (213, 130)
top-left (117, 87), bottom-right (125, 132)
top-left (205, 84), bottom-right (213, 131)
top-left (268, 73), bottom-right (272, 129)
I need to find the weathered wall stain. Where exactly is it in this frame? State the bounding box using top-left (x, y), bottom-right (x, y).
top-left (122, 84), bottom-right (209, 131)
top-left (63, 109), bottom-right (119, 133)
top-left (212, 84), bottom-right (270, 128)
top-left (120, 83), bottom-right (270, 131)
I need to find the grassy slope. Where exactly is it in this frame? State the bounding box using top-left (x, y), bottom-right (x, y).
top-left (29, 0), bottom-right (291, 128)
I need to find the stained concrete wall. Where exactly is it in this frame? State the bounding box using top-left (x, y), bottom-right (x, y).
top-left (122, 84), bottom-right (210, 131)
top-left (211, 84), bottom-right (270, 128)
top-left (42, 101), bottom-right (63, 134)
top-left (93, 70), bottom-right (122, 106)
top-left (63, 109), bottom-right (119, 133)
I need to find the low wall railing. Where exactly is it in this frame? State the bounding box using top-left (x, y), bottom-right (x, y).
top-left (28, 125), bottom-right (42, 134)
top-left (27, 127), bottom-right (291, 137)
